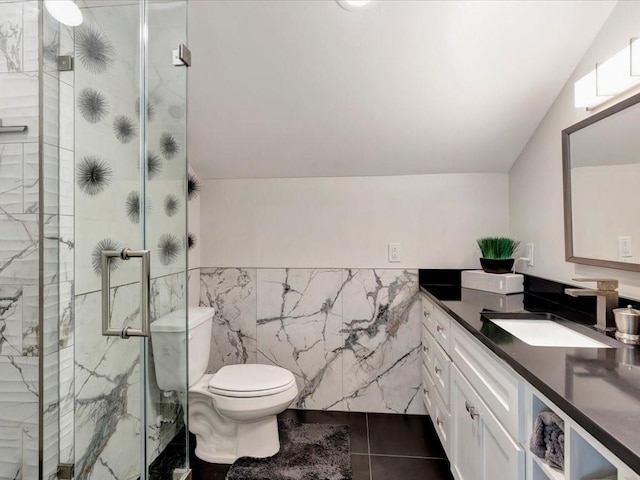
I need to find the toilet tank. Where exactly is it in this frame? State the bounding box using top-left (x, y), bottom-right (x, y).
top-left (150, 307), bottom-right (214, 391)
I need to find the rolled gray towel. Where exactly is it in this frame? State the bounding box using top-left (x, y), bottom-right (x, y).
top-left (529, 409), bottom-right (565, 471)
top-left (529, 413), bottom-right (546, 459)
top-left (546, 429), bottom-right (564, 470)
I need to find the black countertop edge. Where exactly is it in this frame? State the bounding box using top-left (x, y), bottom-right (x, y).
top-left (419, 285), bottom-right (640, 475)
top-left (419, 269), bottom-right (640, 316)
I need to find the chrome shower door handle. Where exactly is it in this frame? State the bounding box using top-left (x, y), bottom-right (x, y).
top-left (101, 248), bottom-right (151, 338)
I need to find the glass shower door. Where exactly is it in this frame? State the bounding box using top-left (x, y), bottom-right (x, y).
top-left (67, 1), bottom-right (189, 479)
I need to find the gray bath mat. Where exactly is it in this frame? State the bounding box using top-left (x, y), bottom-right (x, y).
top-left (225, 419), bottom-right (352, 480)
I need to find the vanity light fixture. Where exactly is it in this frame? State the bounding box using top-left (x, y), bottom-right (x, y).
top-left (575, 38), bottom-right (640, 110)
top-left (44, 0), bottom-right (83, 27)
top-left (336, 0), bottom-right (375, 12)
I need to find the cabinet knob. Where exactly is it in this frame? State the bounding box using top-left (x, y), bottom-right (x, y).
top-left (436, 325), bottom-right (445, 334)
top-left (423, 387), bottom-right (429, 395)
top-left (423, 345), bottom-right (429, 354)
top-left (436, 417), bottom-right (443, 427)
top-left (465, 400), bottom-right (479, 419)
top-left (423, 310), bottom-right (430, 318)
top-left (434, 366), bottom-right (442, 375)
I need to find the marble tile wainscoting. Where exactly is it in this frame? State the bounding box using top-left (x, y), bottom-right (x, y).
top-left (200, 268), bottom-right (425, 415)
top-left (72, 271), bottom-right (187, 480)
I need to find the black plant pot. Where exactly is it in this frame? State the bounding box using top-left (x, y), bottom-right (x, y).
top-left (479, 258), bottom-right (514, 274)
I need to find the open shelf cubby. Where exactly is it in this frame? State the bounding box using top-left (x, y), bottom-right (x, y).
top-left (569, 428), bottom-right (617, 480)
top-left (529, 394), bottom-right (567, 478)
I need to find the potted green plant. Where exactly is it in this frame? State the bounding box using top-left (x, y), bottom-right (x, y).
top-left (476, 237), bottom-right (520, 274)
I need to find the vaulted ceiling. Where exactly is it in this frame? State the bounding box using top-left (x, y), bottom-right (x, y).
top-left (188, 0), bottom-right (616, 179)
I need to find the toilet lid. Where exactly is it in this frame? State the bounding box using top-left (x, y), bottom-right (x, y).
top-left (208, 364), bottom-right (295, 397)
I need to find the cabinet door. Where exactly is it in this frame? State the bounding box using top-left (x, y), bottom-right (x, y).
top-left (451, 367), bottom-right (481, 480)
top-left (478, 405), bottom-right (525, 480)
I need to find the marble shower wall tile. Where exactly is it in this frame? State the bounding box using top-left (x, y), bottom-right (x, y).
top-left (201, 267), bottom-right (257, 372)
top-left (59, 148), bottom-right (74, 215)
top-left (0, 212), bottom-right (38, 285)
top-left (59, 346), bottom-right (74, 464)
top-left (22, 142), bottom-right (39, 214)
top-left (150, 272), bottom-right (186, 322)
top-left (0, 72), bottom-right (39, 143)
top-left (0, 285), bottom-right (23, 357)
top-left (202, 267), bottom-right (423, 414)
top-left (59, 281), bottom-right (74, 348)
top-left (59, 83), bottom-right (74, 151)
top-left (41, 351), bottom-right (59, 480)
top-left (22, 1), bottom-right (39, 73)
top-left (0, 355), bottom-right (38, 426)
top-left (0, 1), bottom-right (22, 73)
top-left (341, 269), bottom-right (424, 414)
top-left (42, 143), bottom-right (59, 215)
top-left (74, 286), bottom-right (142, 480)
top-left (41, 283), bottom-right (60, 356)
top-left (0, 144), bottom-right (23, 214)
top-left (257, 269), bottom-right (344, 410)
top-left (0, 426), bottom-right (22, 480)
top-left (188, 267), bottom-right (200, 308)
top-left (21, 284), bottom-right (38, 356)
top-left (43, 72), bottom-right (59, 146)
top-left (59, 215), bottom-right (74, 283)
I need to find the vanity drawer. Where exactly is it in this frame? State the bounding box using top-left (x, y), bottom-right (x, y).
top-left (421, 293), bottom-right (437, 332)
top-left (432, 308), bottom-right (451, 355)
top-left (422, 325), bottom-right (434, 370)
top-left (423, 294), bottom-right (452, 355)
top-left (431, 339), bottom-right (451, 409)
top-left (422, 364), bottom-right (436, 415)
top-left (451, 322), bottom-right (522, 439)
top-left (431, 377), bottom-right (451, 457)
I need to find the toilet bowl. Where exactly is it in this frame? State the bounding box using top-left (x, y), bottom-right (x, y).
top-left (190, 365), bottom-right (298, 463)
top-left (150, 307), bottom-right (299, 464)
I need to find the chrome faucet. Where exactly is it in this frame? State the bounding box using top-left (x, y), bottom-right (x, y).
top-left (565, 278), bottom-right (619, 331)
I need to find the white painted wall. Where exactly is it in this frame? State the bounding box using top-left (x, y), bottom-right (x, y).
top-left (510, 1), bottom-right (640, 300)
top-left (200, 173), bottom-right (509, 269)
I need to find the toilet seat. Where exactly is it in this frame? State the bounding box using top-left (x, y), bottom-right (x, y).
top-left (207, 364), bottom-right (296, 398)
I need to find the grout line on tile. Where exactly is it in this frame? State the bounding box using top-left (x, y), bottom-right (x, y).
top-left (368, 453), bottom-right (448, 460)
top-left (366, 413), bottom-right (372, 480)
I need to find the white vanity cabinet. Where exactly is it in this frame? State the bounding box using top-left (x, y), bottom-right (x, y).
top-left (421, 292), bottom-right (524, 480)
top-left (420, 289), bottom-right (640, 480)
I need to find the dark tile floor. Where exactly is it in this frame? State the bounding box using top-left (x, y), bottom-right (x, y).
top-left (187, 409), bottom-right (453, 480)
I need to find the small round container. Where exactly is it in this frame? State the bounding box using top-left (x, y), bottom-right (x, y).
top-left (613, 305), bottom-right (640, 336)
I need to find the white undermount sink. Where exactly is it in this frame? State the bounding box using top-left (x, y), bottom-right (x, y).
top-left (489, 319), bottom-right (613, 348)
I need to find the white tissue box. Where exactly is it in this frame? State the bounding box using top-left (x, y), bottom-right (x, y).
top-left (461, 270), bottom-right (524, 295)
top-left (461, 288), bottom-right (524, 312)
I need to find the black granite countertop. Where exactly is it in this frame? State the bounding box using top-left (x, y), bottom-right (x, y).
top-left (419, 276), bottom-right (640, 474)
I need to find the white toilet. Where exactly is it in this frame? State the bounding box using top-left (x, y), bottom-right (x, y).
top-left (150, 307), bottom-right (299, 464)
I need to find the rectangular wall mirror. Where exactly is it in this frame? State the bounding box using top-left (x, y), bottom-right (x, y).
top-left (563, 91), bottom-right (640, 272)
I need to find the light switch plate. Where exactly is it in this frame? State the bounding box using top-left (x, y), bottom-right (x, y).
top-left (618, 236), bottom-right (632, 257)
top-left (388, 243), bottom-right (401, 262)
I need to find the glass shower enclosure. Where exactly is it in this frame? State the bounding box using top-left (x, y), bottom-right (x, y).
top-left (0, 1), bottom-right (190, 478)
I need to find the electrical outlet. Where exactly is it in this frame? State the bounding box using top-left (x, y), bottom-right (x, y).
top-left (618, 236), bottom-right (632, 258)
top-left (525, 243), bottom-right (534, 267)
top-left (388, 243), bottom-right (401, 263)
